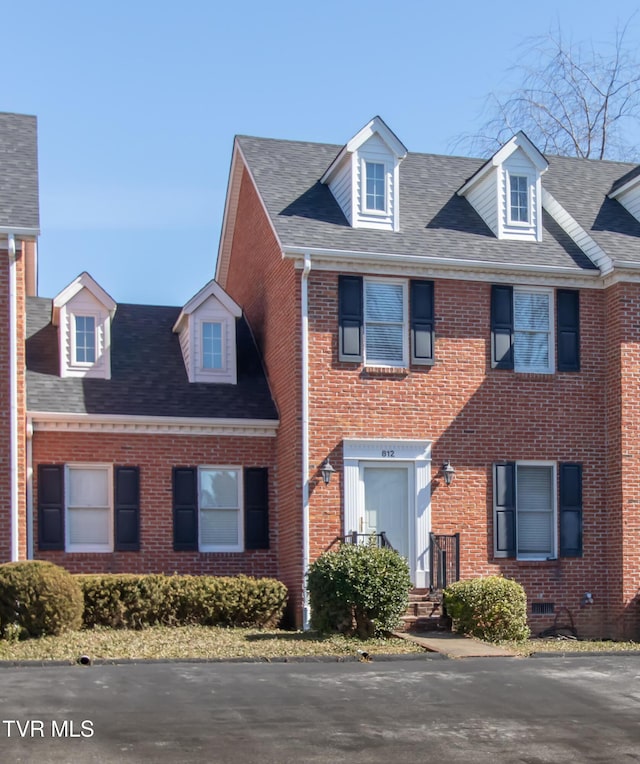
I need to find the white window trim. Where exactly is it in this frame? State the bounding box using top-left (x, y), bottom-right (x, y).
top-left (65, 463), bottom-right (113, 553)
top-left (198, 466), bottom-right (244, 553)
top-left (362, 159), bottom-right (388, 215)
top-left (200, 319), bottom-right (226, 373)
top-left (515, 461), bottom-right (557, 561)
top-left (506, 172), bottom-right (533, 227)
top-left (363, 277), bottom-right (409, 369)
top-left (513, 286), bottom-right (555, 374)
top-left (70, 311), bottom-right (100, 369)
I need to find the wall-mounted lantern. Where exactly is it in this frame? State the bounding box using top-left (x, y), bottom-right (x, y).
top-left (321, 459), bottom-right (335, 485)
top-left (442, 461), bottom-right (455, 487)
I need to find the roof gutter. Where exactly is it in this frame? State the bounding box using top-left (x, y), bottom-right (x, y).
top-left (301, 253), bottom-right (312, 630)
top-left (8, 233), bottom-right (19, 560)
top-left (282, 245), bottom-right (601, 279)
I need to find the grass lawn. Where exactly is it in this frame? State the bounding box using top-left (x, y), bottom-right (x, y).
top-left (0, 626), bottom-right (425, 663)
top-left (1, 627), bottom-right (639, 663)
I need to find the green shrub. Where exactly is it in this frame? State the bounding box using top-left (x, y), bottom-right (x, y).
top-left (77, 574), bottom-right (287, 629)
top-left (444, 575), bottom-right (530, 643)
top-left (0, 561), bottom-right (84, 639)
top-left (307, 543), bottom-right (411, 638)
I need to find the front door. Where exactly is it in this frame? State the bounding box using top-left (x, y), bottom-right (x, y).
top-left (362, 463), bottom-right (410, 561)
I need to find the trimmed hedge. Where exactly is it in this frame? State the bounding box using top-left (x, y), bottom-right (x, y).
top-left (307, 543), bottom-right (411, 638)
top-left (0, 561), bottom-right (84, 639)
top-left (444, 575), bottom-right (530, 643)
top-left (77, 574), bottom-right (287, 629)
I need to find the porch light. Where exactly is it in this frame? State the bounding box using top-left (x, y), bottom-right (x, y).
top-left (321, 459), bottom-right (335, 485)
top-left (442, 461), bottom-right (455, 486)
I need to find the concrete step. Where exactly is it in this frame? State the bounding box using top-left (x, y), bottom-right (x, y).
top-left (398, 615), bottom-right (448, 633)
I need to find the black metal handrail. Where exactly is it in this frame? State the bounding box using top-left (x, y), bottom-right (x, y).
top-left (329, 532), bottom-right (396, 551)
top-left (429, 532), bottom-right (460, 591)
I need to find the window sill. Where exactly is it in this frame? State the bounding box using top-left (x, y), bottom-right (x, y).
top-left (362, 366), bottom-right (409, 378)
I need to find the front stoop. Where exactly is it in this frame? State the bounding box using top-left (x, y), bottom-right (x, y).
top-left (399, 588), bottom-right (451, 633)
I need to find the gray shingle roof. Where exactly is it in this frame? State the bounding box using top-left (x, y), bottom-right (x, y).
top-left (237, 135), bottom-right (640, 272)
top-left (26, 297), bottom-right (278, 421)
top-left (0, 113), bottom-right (39, 230)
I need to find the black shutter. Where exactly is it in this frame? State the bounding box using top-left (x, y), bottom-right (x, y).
top-left (38, 464), bottom-right (65, 551)
top-left (114, 466), bottom-right (140, 552)
top-left (557, 290), bottom-right (580, 372)
top-left (244, 467), bottom-right (269, 550)
top-left (491, 285), bottom-right (514, 369)
top-left (173, 467), bottom-right (198, 551)
top-left (338, 275), bottom-right (363, 361)
top-left (494, 462), bottom-right (516, 557)
top-left (410, 280), bottom-right (435, 365)
top-left (560, 463), bottom-right (583, 557)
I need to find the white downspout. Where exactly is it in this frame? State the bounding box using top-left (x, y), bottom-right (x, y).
top-left (8, 233), bottom-right (19, 561)
top-left (301, 254), bottom-right (312, 630)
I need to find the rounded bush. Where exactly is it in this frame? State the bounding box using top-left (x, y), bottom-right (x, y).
top-left (444, 575), bottom-right (530, 643)
top-left (0, 561), bottom-right (84, 639)
top-left (307, 543), bottom-right (411, 638)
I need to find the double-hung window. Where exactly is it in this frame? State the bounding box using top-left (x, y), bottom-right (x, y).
top-left (491, 285), bottom-right (577, 374)
top-left (202, 321), bottom-right (223, 370)
top-left (494, 462), bottom-right (556, 560)
top-left (74, 316), bottom-right (96, 364)
top-left (513, 288), bottom-right (553, 373)
top-left (508, 173), bottom-right (529, 223)
top-left (365, 161), bottom-right (386, 212)
top-left (363, 279), bottom-right (407, 367)
top-left (494, 462), bottom-right (583, 560)
top-left (338, 276), bottom-right (434, 367)
top-left (199, 467), bottom-right (243, 552)
top-left (66, 464), bottom-right (112, 552)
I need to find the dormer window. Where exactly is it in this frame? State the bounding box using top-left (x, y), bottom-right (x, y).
top-left (202, 321), bottom-right (223, 370)
top-left (74, 316), bottom-right (96, 364)
top-left (365, 161), bottom-right (386, 212)
top-left (320, 116), bottom-right (407, 232)
top-left (457, 131), bottom-right (547, 243)
top-left (52, 272), bottom-right (116, 380)
top-left (508, 174), bottom-right (530, 223)
top-left (173, 280), bottom-right (242, 385)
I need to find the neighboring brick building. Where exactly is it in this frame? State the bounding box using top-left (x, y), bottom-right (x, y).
top-left (0, 113), bottom-right (39, 565)
top-left (216, 117), bottom-right (640, 638)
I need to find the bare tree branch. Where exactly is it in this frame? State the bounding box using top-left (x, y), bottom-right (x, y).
top-left (452, 17), bottom-right (640, 160)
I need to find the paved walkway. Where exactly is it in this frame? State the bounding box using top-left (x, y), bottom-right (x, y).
top-left (391, 630), bottom-right (518, 658)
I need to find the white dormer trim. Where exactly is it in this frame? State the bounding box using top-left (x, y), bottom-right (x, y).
top-left (458, 131), bottom-right (548, 243)
top-left (173, 280), bottom-right (242, 385)
top-left (321, 116), bottom-right (407, 232)
top-left (52, 272), bottom-right (116, 380)
top-left (608, 170), bottom-right (640, 225)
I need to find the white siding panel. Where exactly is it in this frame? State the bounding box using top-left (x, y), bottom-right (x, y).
top-left (466, 168), bottom-right (499, 235)
top-left (616, 185), bottom-right (640, 222)
top-left (328, 160), bottom-right (352, 223)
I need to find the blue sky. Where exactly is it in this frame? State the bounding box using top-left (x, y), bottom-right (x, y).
top-left (4, 0), bottom-right (640, 305)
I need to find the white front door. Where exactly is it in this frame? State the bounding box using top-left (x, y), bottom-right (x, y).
top-left (343, 439), bottom-right (431, 587)
top-left (361, 462), bottom-right (412, 564)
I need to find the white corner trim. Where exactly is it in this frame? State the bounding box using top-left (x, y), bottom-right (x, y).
top-left (29, 411), bottom-right (279, 437)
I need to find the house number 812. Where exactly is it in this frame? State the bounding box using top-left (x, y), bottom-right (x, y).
top-left (381, 450), bottom-right (395, 458)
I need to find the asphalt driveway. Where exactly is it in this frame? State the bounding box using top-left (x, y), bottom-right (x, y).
top-left (0, 655), bottom-right (639, 762)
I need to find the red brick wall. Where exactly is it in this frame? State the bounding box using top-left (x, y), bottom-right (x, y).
top-left (604, 282), bottom-right (640, 639)
top-left (223, 167), bottom-right (304, 624)
top-left (307, 273), bottom-right (615, 638)
top-left (32, 430), bottom-right (278, 578)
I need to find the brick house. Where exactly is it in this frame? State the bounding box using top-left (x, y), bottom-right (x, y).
top-left (216, 116), bottom-right (640, 638)
top-left (7, 112), bottom-right (640, 639)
